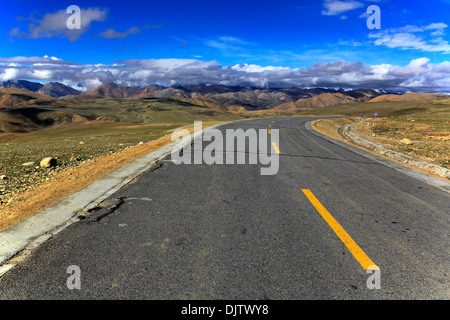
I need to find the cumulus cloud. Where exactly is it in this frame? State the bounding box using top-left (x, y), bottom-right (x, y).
top-left (0, 56), bottom-right (449, 93)
top-left (99, 26), bottom-right (140, 39)
top-left (369, 23), bottom-right (450, 54)
top-left (0, 55), bottom-right (76, 65)
top-left (9, 7), bottom-right (108, 41)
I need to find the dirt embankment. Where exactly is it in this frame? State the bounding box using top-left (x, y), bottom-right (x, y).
top-left (313, 117), bottom-right (450, 180)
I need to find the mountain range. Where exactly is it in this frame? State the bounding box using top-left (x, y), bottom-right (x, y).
top-left (1, 80), bottom-right (448, 112)
top-left (0, 80), bottom-right (81, 98)
top-left (0, 80), bottom-right (448, 134)
top-left (79, 83), bottom-right (382, 110)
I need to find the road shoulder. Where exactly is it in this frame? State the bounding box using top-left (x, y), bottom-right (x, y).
top-left (0, 122), bottom-right (225, 274)
top-left (306, 118), bottom-right (450, 193)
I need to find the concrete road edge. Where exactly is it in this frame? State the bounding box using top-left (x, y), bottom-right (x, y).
top-left (0, 122), bottom-right (226, 274)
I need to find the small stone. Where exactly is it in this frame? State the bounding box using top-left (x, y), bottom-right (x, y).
top-left (22, 162), bottom-right (35, 166)
top-left (0, 175), bottom-right (7, 180)
top-left (400, 138), bottom-right (412, 145)
top-left (40, 157), bottom-right (57, 168)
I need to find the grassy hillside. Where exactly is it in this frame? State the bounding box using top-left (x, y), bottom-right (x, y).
top-left (309, 98), bottom-right (450, 170)
top-left (0, 96), bottom-right (258, 205)
top-left (295, 98), bottom-right (450, 118)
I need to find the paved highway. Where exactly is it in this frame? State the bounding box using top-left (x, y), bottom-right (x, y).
top-left (0, 117), bottom-right (448, 299)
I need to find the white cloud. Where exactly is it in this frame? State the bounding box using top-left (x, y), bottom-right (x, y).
top-left (321, 0), bottom-right (364, 16)
top-left (0, 68), bottom-right (18, 81)
top-left (231, 64), bottom-right (290, 73)
top-left (0, 56), bottom-right (74, 65)
top-left (10, 7), bottom-right (108, 41)
top-left (99, 27), bottom-right (140, 39)
top-left (369, 23), bottom-right (450, 54)
top-left (0, 56), bottom-right (449, 93)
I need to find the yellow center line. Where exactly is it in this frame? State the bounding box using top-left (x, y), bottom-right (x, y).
top-left (269, 129), bottom-right (272, 134)
top-left (269, 124), bottom-right (272, 127)
top-left (302, 189), bottom-right (379, 271)
top-left (272, 142), bottom-right (281, 154)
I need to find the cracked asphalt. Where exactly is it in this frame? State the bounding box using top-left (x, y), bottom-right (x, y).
top-left (0, 117), bottom-right (448, 299)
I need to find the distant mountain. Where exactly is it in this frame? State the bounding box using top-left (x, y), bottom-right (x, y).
top-left (0, 80), bottom-right (44, 92)
top-left (173, 84), bottom-right (244, 96)
top-left (274, 91), bottom-right (380, 111)
top-left (81, 83), bottom-right (347, 110)
top-left (0, 88), bottom-right (51, 109)
top-left (4, 80), bottom-right (448, 112)
top-left (368, 92), bottom-right (448, 102)
top-left (203, 87), bottom-right (345, 110)
top-left (81, 83), bottom-right (145, 98)
top-left (133, 87), bottom-right (190, 98)
top-left (37, 82), bottom-right (82, 98)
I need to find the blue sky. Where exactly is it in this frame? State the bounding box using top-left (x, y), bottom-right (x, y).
top-left (1, 0), bottom-right (450, 91)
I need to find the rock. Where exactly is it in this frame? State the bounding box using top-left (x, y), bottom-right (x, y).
top-left (0, 175), bottom-right (7, 180)
top-left (139, 141), bottom-right (144, 145)
top-left (69, 156), bottom-right (81, 162)
top-left (40, 157), bottom-right (57, 168)
top-left (400, 138), bottom-right (412, 145)
top-left (79, 141), bottom-right (85, 145)
top-left (22, 162), bottom-right (35, 166)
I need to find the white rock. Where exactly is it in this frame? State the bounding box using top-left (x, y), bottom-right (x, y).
top-left (400, 138), bottom-right (412, 145)
top-left (40, 157), bottom-right (57, 168)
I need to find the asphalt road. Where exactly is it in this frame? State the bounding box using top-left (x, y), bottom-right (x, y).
top-left (0, 117), bottom-right (448, 299)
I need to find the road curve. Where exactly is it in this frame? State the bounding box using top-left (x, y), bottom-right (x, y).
top-left (0, 116), bottom-right (448, 299)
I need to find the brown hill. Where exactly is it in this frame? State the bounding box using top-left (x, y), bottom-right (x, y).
top-left (368, 92), bottom-right (448, 102)
top-left (206, 89), bottom-right (293, 110)
top-left (227, 105), bottom-right (248, 113)
top-left (274, 92), bottom-right (378, 111)
top-left (0, 88), bottom-right (53, 109)
top-left (0, 108), bottom-right (88, 133)
top-left (171, 97), bottom-right (228, 110)
top-left (0, 88), bottom-right (88, 133)
top-left (133, 87), bottom-right (189, 98)
top-left (81, 83), bottom-right (144, 98)
top-left (79, 83), bottom-right (346, 110)
top-left (37, 82), bottom-right (82, 98)
top-left (0, 80), bottom-right (44, 92)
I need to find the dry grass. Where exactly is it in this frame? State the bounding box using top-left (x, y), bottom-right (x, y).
top-left (354, 117), bottom-right (450, 169)
top-left (313, 117), bottom-right (449, 181)
top-left (312, 117), bottom-right (357, 140)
